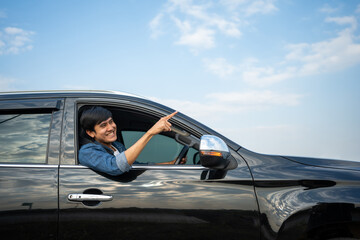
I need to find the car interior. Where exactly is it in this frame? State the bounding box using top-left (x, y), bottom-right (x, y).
top-left (77, 105), bottom-right (200, 165)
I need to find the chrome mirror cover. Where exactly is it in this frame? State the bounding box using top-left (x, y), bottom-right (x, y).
top-left (200, 135), bottom-right (229, 153)
top-left (199, 135), bottom-right (230, 169)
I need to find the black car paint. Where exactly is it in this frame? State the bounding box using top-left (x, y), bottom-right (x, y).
top-left (59, 96), bottom-right (259, 239)
top-left (239, 147), bottom-right (360, 239)
top-left (0, 91), bottom-right (359, 240)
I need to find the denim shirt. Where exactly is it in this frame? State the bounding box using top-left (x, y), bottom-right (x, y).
top-left (79, 141), bottom-right (131, 176)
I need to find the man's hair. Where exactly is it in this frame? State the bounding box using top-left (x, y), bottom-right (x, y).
top-left (80, 106), bottom-right (113, 132)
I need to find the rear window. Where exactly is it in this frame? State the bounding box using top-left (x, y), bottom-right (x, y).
top-left (0, 113), bottom-right (51, 164)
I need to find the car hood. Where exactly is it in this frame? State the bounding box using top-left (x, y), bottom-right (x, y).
top-left (283, 156), bottom-right (360, 171)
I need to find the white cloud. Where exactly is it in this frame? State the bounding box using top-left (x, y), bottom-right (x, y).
top-left (210, 17), bottom-right (241, 37)
top-left (244, 0), bottom-right (278, 16)
top-left (150, 94), bottom-right (360, 162)
top-left (150, 0), bottom-right (273, 53)
top-left (0, 27), bottom-right (35, 55)
top-left (207, 90), bottom-right (301, 106)
top-left (242, 65), bottom-right (296, 87)
top-left (149, 13), bottom-right (164, 39)
top-left (220, 0), bottom-right (277, 16)
top-left (286, 21), bottom-right (360, 76)
top-left (204, 13), bottom-right (360, 86)
top-left (319, 4), bottom-right (339, 14)
top-left (282, 14), bottom-right (360, 78)
top-left (5, 27), bottom-right (26, 35)
top-left (149, 96), bottom-right (219, 120)
top-left (175, 27), bottom-right (215, 51)
top-left (220, 0), bottom-right (249, 9)
top-left (203, 57), bottom-right (237, 78)
top-left (218, 123), bottom-right (300, 152)
top-left (150, 90), bottom-right (301, 120)
top-left (326, 16), bottom-right (357, 30)
top-left (203, 56), bottom-right (297, 86)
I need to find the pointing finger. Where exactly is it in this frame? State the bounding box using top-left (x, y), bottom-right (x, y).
top-left (164, 111), bottom-right (178, 120)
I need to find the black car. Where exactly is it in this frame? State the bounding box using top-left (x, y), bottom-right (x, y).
top-left (0, 90), bottom-right (359, 240)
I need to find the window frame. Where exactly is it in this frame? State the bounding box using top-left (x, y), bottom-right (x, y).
top-left (0, 98), bottom-right (63, 166)
top-left (75, 99), bottom-right (206, 171)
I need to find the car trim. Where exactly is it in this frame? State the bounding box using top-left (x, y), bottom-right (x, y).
top-left (59, 164), bottom-right (207, 171)
top-left (0, 163), bottom-right (58, 168)
top-left (0, 164), bottom-right (207, 171)
top-left (132, 165), bottom-right (207, 170)
top-left (0, 98), bottom-right (62, 111)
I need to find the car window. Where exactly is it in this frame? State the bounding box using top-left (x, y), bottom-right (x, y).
top-left (123, 131), bottom-right (176, 164)
top-left (122, 131), bottom-right (199, 165)
top-left (78, 105), bottom-right (200, 165)
top-left (0, 113), bottom-right (51, 164)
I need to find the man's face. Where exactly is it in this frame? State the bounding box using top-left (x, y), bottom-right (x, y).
top-left (86, 117), bottom-right (117, 147)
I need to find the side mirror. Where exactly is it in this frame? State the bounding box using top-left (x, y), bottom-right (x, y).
top-left (199, 135), bottom-right (230, 169)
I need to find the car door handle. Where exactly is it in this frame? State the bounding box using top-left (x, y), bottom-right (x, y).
top-left (67, 193), bottom-right (113, 202)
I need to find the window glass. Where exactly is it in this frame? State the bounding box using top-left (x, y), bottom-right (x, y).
top-left (0, 113), bottom-right (51, 163)
top-left (122, 131), bottom-right (199, 165)
top-left (188, 147), bottom-right (200, 164)
top-left (123, 131), bottom-right (182, 164)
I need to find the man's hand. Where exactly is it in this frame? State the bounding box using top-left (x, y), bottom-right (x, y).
top-left (159, 156), bottom-right (187, 165)
top-left (177, 157), bottom-right (187, 165)
top-left (147, 111), bottom-right (178, 136)
top-left (171, 157), bottom-right (187, 165)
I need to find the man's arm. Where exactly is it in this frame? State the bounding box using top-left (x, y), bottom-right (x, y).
top-left (156, 157), bottom-right (187, 165)
top-left (79, 143), bottom-right (131, 176)
top-left (124, 111), bottom-right (178, 165)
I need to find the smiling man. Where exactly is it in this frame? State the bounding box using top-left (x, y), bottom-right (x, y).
top-left (79, 106), bottom-right (183, 176)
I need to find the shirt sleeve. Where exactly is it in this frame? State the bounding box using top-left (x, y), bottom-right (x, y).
top-left (79, 143), bottom-right (131, 176)
top-left (114, 150), bottom-right (131, 173)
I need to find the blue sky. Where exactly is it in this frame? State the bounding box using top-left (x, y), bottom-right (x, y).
top-left (1, 0), bottom-right (359, 161)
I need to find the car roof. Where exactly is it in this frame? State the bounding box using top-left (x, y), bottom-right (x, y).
top-left (0, 90), bottom-right (241, 151)
top-left (0, 90), bottom-right (144, 99)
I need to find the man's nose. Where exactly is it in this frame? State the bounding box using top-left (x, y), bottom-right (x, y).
top-left (106, 123), bottom-right (114, 131)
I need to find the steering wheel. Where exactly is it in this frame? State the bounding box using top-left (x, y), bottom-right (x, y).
top-left (174, 145), bottom-right (189, 164)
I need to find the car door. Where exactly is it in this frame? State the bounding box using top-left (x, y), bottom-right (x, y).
top-left (0, 98), bottom-right (63, 239)
top-left (58, 98), bottom-right (260, 240)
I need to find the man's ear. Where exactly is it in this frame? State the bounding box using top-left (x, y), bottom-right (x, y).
top-left (86, 129), bottom-right (95, 138)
